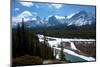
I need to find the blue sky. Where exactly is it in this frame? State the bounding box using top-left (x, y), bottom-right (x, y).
top-left (12, 0), bottom-right (96, 22)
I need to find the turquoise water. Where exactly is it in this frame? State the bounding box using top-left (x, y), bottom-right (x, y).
top-left (64, 52), bottom-right (87, 62)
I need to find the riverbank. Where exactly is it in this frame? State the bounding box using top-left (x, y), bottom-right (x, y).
top-left (37, 34), bottom-right (96, 62)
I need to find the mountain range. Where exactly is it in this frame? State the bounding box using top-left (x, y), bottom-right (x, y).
top-left (12, 10), bottom-right (96, 28)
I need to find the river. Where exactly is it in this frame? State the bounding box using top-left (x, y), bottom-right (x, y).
top-left (37, 34), bottom-right (96, 62)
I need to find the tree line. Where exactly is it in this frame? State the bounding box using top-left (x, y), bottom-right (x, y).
top-left (12, 18), bottom-right (55, 60)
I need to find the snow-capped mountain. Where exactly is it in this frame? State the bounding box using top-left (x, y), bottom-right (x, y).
top-left (67, 11), bottom-right (95, 26)
top-left (12, 11), bottom-right (96, 28)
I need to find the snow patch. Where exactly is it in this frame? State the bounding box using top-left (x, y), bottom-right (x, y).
top-left (37, 34), bottom-right (95, 62)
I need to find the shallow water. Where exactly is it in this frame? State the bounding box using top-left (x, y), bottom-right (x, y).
top-left (37, 34), bottom-right (96, 62)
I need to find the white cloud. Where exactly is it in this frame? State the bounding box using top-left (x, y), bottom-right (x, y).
top-left (18, 11), bottom-right (32, 18)
top-left (19, 2), bottom-right (34, 7)
top-left (50, 4), bottom-right (62, 9)
top-left (12, 11), bottom-right (32, 23)
top-left (15, 8), bottom-right (20, 11)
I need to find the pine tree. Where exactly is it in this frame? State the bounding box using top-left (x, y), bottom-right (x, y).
top-left (12, 18), bottom-right (55, 60)
top-left (59, 44), bottom-right (65, 61)
top-left (59, 37), bottom-right (66, 61)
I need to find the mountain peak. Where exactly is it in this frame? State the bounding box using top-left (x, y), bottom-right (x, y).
top-left (67, 11), bottom-right (94, 26)
top-left (12, 11), bottom-right (95, 28)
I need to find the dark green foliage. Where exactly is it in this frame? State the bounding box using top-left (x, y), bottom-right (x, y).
top-left (12, 19), bottom-right (55, 60)
top-left (59, 41), bottom-right (66, 61)
top-left (30, 24), bottom-right (96, 39)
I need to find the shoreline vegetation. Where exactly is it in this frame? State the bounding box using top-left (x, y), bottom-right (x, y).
top-left (12, 19), bottom-right (96, 66)
top-left (12, 19), bottom-right (68, 66)
top-left (13, 24), bottom-right (96, 39)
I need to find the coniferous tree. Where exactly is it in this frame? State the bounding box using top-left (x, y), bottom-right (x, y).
top-left (59, 37), bottom-right (66, 61)
top-left (59, 44), bottom-right (65, 61)
top-left (12, 18), bottom-right (55, 60)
